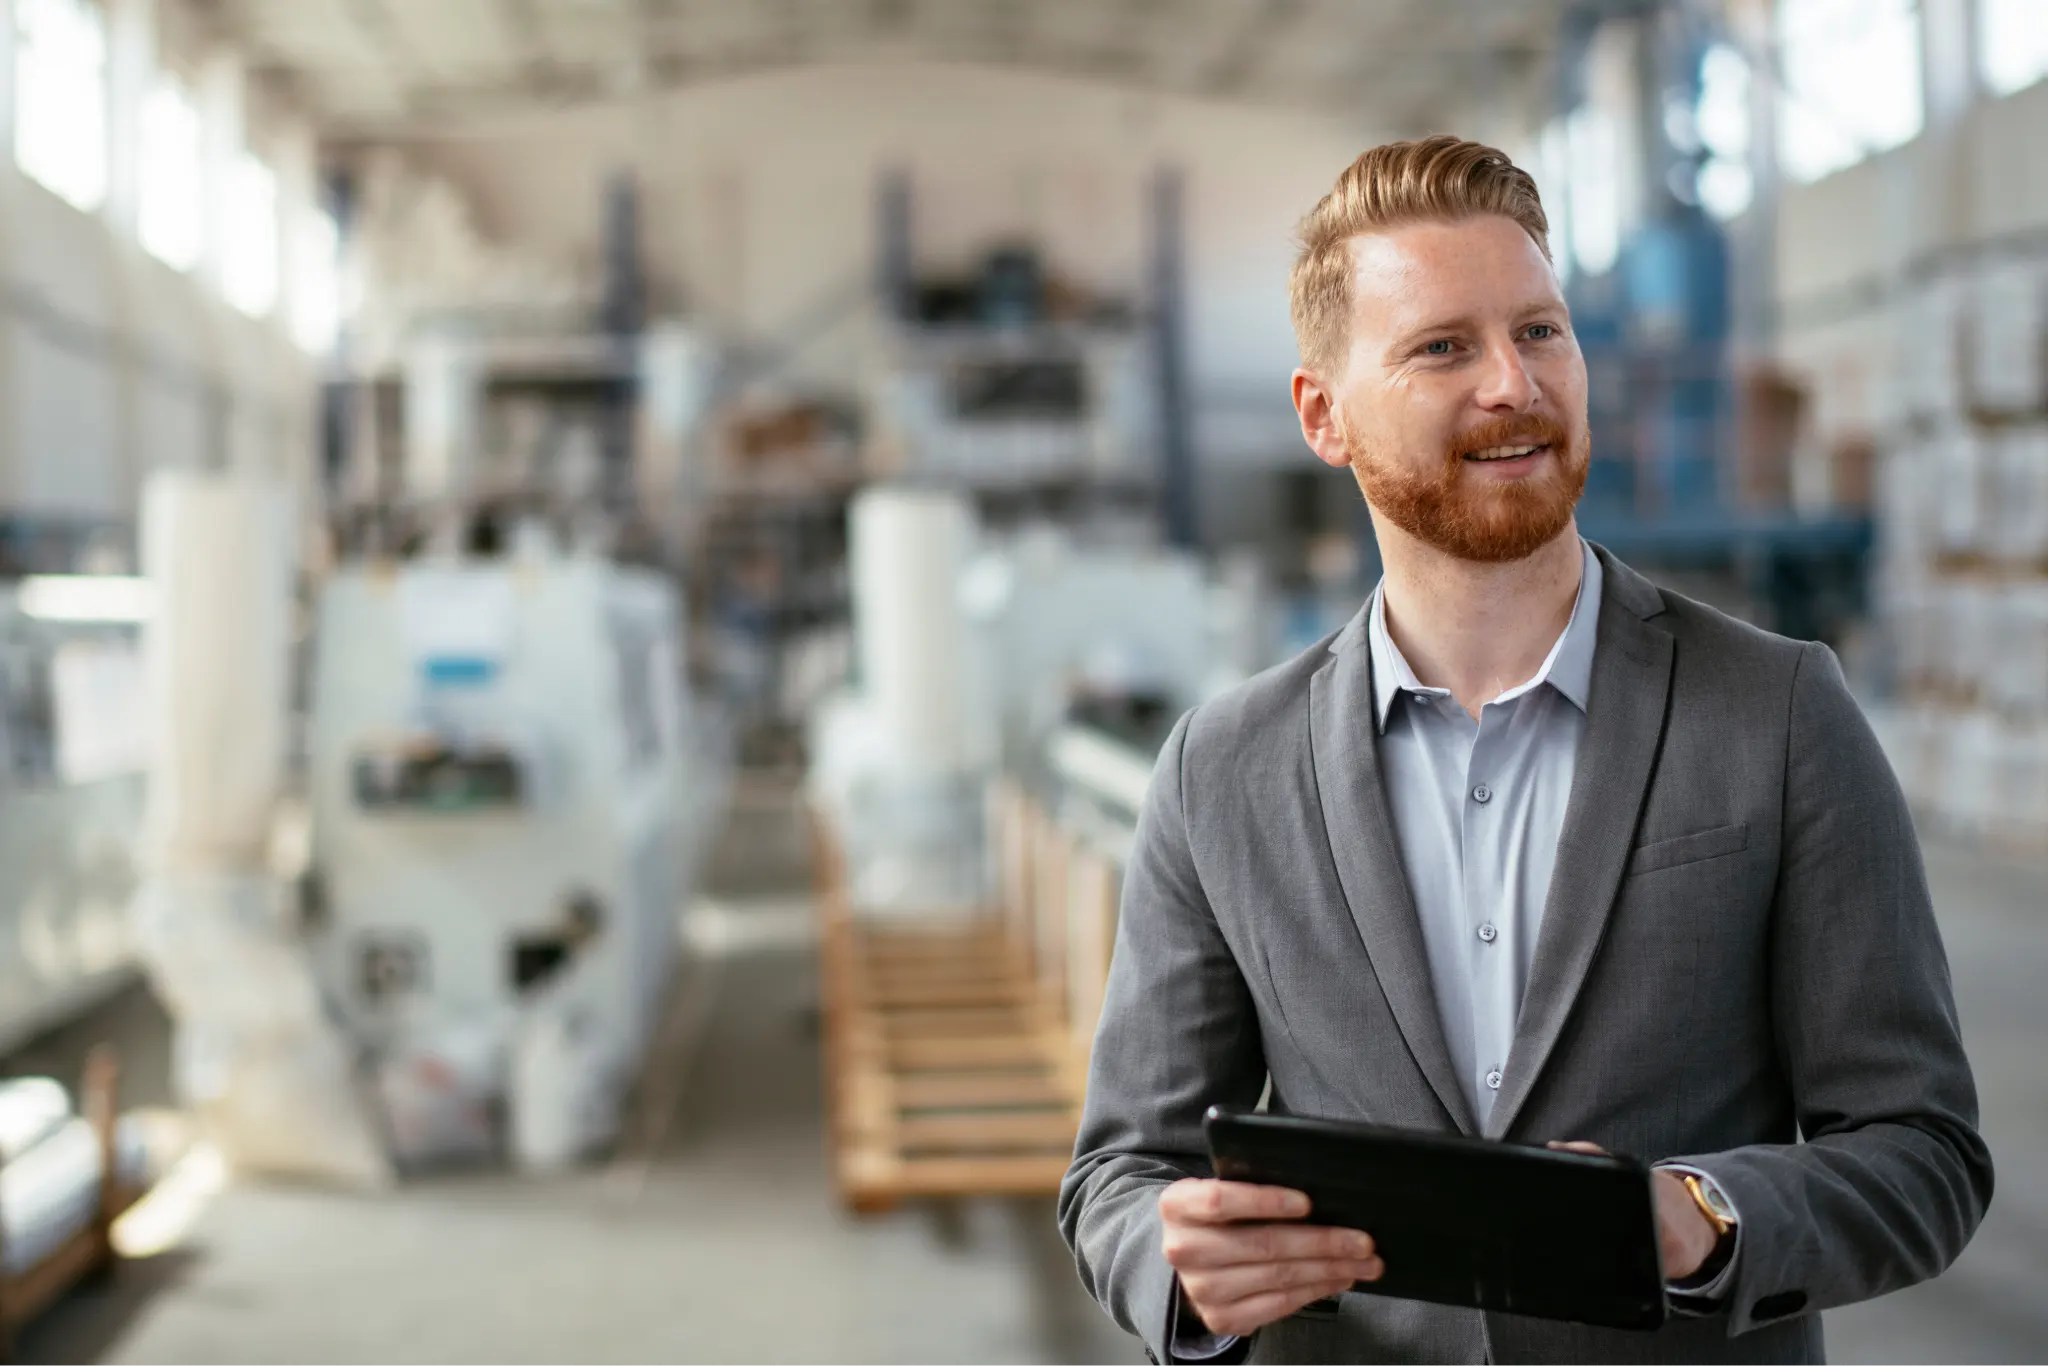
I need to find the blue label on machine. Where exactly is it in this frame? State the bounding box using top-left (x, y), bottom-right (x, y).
top-left (420, 656), bottom-right (498, 687)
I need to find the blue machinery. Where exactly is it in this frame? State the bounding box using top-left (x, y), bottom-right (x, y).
top-left (1541, 0), bottom-right (1872, 644)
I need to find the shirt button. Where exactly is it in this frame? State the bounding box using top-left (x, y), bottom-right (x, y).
top-left (1486, 1069), bottom-right (1503, 1090)
top-left (1472, 784), bottom-right (1493, 804)
top-left (1477, 922), bottom-right (1498, 943)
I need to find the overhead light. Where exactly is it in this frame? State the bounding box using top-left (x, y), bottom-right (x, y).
top-left (16, 575), bottom-right (157, 624)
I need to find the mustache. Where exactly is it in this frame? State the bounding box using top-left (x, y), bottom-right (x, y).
top-left (1447, 414), bottom-right (1573, 460)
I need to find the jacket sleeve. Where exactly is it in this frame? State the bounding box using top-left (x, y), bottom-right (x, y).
top-left (1057, 709), bottom-right (1270, 1363)
top-left (1671, 641), bottom-right (1994, 1335)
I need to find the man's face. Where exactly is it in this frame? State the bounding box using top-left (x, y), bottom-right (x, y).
top-left (1312, 214), bottom-right (1590, 563)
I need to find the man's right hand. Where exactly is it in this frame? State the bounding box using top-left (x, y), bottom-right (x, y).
top-left (1158, 1178), bottom-right (1383, 1338)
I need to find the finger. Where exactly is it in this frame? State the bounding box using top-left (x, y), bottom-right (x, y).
top-left (1163, 1221), bottom-right (1375, 1271)
top-left (1547, 1140), bottom-right (1608, 1155)
top-left (1196, 1279), bottom-right (1360, 1339)
top-left (1160, 1179), bottom-right (1312, 1225)
top-left (1180, 1256), bottom-right (1382, 1305)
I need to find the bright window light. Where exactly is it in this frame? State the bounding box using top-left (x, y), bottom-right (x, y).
top-left (138, 77), bottom-right (204, 271)
top-left (1694, 43), bottom-right (1754, 222)
top-left (1696, 44), bottom-right (1751, 160)
top-left (1980, 0), bottom-right (2048, 97)
top-left (1776, 0), bottom-right (1924, 185)
top-left (1535, 118), bottom-right (1575, 285)
top-left (1565, 104), bottom-right (1621, 278)
top-left (16, 575), bottom-right (156, 624)
top-left (14, 0), bottom-right (108, 212)
top-left (222, 152), bottom-right (279, 317)
top-left (1697, 159), bottom-right (1755, 222)
top-left (292, 207), bottom-right (341, 353)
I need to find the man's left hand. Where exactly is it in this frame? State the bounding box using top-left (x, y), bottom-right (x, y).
top-left (1548, 1141), bottom-right (1719, 1281)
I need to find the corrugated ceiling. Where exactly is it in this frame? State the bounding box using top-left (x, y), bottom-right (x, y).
top-left (212, 0), bottom-right (1569, 136)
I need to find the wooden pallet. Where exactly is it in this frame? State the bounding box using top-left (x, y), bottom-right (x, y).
top-left (0, 1046), bottom-right (144, 1362)
top-left (814, 787), bottom-right (1119, 1214)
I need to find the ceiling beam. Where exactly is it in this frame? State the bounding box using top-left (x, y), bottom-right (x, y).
top-left (246, 0), bottom-right (1573, 138)
top-left (495, 0), bottom-right (571, 98)
top-left (1197, 0), bottom-right (1306, 97)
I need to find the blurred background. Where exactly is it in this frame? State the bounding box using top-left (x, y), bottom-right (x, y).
top-left (0, 0), bottom-right (2039, 1361)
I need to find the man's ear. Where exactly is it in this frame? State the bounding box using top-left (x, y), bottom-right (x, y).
top-left (1292, 369), bottom-right (1352, 470)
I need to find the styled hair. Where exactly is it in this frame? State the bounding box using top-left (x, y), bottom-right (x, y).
top-left (1289, 135), bottom-right (1552, 376)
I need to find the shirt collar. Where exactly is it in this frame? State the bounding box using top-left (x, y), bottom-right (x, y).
top-left (1367, 538), bottom-right (1604, 733)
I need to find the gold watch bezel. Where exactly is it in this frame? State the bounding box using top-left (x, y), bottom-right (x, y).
top-left (1683, 1173), bottom-right (1735, 1239)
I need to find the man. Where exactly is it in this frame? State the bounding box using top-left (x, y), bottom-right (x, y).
top-left (1058, 136), bottom-right (1991, 1364)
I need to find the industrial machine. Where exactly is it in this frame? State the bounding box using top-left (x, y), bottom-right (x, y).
top-left (308, 543), bottom-right (711, 1168)
top-left (811, 485), bottom-right (1239, 914)
top-left (1527, 1), bottom-right (1874, 646)
top-left (0, 579), bottom-right (149, 1057)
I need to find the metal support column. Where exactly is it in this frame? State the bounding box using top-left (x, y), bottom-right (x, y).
top-left (1150, 167), bottom-right (1198, 551)
top-left (877, 168), bottom-right (913, 322)
top-left (600, 170), bottom-right (646, 511)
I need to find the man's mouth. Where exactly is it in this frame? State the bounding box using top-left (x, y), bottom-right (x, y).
top-left (1463, 443), bottom-right (1549, 463)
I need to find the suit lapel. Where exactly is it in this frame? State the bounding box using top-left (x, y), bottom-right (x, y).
top-left (1309, 619), bottom-right (1478, 1136)
top-left (1486, 551), bottom-right (1674, 1138)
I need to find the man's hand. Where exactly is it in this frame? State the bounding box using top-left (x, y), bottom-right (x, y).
top-left (1650, 1169), bottom-right (1720, 1280)
top-left (1548, 1141), bottom-right (1719, 1281)
top-left (1158, 1178), bottom-right (1383, 1338)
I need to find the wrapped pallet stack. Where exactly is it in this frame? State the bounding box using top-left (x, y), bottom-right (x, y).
top-left (137, 471), bottom-right (393, 1189)
top-left (811, 485), bottom-right (988, 913)
top-left (1876, 254), bottom-right (2048, 849)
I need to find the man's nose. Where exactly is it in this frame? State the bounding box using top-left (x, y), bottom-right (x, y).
top-left (1473, 340), bottom-right (1538, 411)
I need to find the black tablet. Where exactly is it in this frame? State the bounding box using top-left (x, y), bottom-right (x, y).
top-left (1204, 1106), bottom-right (1667, 1331)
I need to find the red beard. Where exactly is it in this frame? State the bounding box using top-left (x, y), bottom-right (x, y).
top-left (1346, 411), bottom-right (1590, 564)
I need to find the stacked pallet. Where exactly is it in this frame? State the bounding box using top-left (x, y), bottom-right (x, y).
top-left (0, 1048), bottom-right (142, 1361)
top-left (816, 781), bottom-right (1119, 1213)
top-left (1869, 253), bottom-right (2048, 850)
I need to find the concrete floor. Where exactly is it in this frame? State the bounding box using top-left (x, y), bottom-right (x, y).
top-left (6, 834), bottom-right (2047, 1363)
top-left (1821, 840), bottom-right (2048, 1364)
top-left (13, 932), bottom-right (1140, 1365)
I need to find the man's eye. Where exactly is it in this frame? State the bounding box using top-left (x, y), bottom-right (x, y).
top-left (1423, 340), bottom-right (1455, 355)
top-left (1526, 324), bottom-right (1556, 340)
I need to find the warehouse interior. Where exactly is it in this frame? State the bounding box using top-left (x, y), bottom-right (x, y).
top-left (0, 0), bottom-right (2043, 1360)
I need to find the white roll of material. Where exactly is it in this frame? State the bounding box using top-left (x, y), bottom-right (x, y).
top-left (848, 487), bottom-right (975, 780)
top-left (140, 471), bottom-right (296, 869)
top-left (510, 996), bottom-right (611, 1173)
top-left (0, 1077), bottom-right (73, 1164)
top-left (0, 1116), bottom-right (150, 1275)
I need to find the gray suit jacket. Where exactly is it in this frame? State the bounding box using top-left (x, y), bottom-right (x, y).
top-left (1059, 546), bottom-right (1992, 1364)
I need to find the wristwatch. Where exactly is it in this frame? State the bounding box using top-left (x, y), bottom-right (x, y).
top-left (1679, 1172), bottom-right (1739, 1283)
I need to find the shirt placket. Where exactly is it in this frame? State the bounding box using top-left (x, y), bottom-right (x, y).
top-left (1463, 697), bottom-right (1514, 1120)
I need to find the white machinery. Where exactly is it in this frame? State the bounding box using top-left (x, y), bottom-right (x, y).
top-left (812, 486), bottom-right (1241, 914)
top-left (309, 549), bottom-right (707, 1169)
top-left (869, 324), bottom-right (1156, 490)
top-left (0, 582), bottom-right (150, 1057)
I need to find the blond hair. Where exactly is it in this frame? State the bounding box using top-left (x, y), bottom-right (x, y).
top-left (1289, 135), bottom-right (1552, 376)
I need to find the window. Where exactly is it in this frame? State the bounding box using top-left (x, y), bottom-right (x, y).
top-left (138, 77), bottom-right (204, 270)
top-left (1695, 43), bottom-right (1754, 221)
top-left (1534, 118), bottom-right (1575, 285)
top-left (14, 0), bottom-right (107, 211)
top-left (1565, 104), bottom-right (1621, 278)
top-left (1776, 0), bottom-right (1924, 184)
top-left (1980, 0), bottom-right (2048, 97)
top-left (292, 207), bottom-right (340, 354)
top-left (221, 152), bottom-right (278, 316)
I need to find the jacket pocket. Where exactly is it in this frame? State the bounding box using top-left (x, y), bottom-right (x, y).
top-left (1627, 821), bottom-right (1749, 876)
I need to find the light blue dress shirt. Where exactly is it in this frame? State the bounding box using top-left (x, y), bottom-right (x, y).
top-left (1366, 539), bottom-right (1603, 1128)
top-left (1168, 541), bottom-right (1730, 1361)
